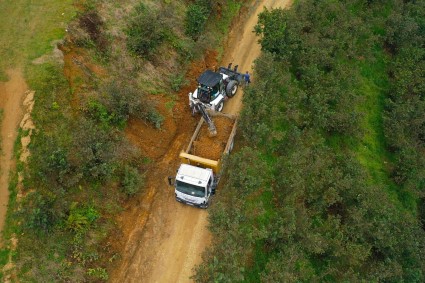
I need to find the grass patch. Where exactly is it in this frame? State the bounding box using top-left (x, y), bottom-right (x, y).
top-left (0, 0), bottom-right (76, 71)
top-left (0, 248), bottom-right (9, 280)
top-left (355, 48), bottom-right (416, 213)
top-left (0, 70), bottom-right (7, 82)
top-left (0, 248), bottom-right (9, 266)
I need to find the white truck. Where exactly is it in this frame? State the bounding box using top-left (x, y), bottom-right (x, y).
top-left (169, 111), bottom-right (237, 208)
top-left (189, 63), bottom-right (243, 115)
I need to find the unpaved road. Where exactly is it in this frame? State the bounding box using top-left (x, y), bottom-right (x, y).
top-left (0, 70), bottom-right (27, 238)
top-left (111, 1), bottom-right (291, 282)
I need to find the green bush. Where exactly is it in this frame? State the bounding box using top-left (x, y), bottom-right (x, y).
top-left (147, 110), bottom-right (164, 129)
top-left (66, 202), bottom-right (99, 233)
top-left (126, 3), bottom-right (165, 57)
top-left (25, 193), bottom-right (58, 232)
top-left (87, 267), bottom-right (109, 281)
top-left (85, 99), bottom-right (121, 128)
top-left (121, 165), bottom-right (144, 197)
top-left (96, 81), bottom-right (163, 129)
top-left (185, 4), bottom-right (210, 40)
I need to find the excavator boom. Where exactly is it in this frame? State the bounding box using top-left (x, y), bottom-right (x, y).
top-left (195, 103), bottom-right (217, 137)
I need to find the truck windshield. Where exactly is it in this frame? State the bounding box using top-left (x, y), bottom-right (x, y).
top-left (176, 180), bottom-right (205, 198)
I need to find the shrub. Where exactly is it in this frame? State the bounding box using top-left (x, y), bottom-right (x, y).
top-left (87, 267), bottom-right (109, 281)
top-left (66, 202), bottom-right (99, 233)
top-left (25, 193), bottom-right (59, 232)
top-left (121, 165), bottom-right (144, 197)
top-left (85, 99), bottom-right (121, 128)
top-left (125, 3), bottom-right (165, 57)
top-left (185, 3), bottom-right (210, 39)
top-left (97, 81), bottom-right (163, 128)
top-left (147, 109), bottom-right (164, 129)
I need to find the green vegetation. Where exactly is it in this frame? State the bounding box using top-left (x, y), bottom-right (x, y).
top-left (126, 3), bottom-right (165, 57)
top-left (383, 1), bottom-right (425, 216)
top-left (194, 0), bottom-right (425, 282)
top-left (185, 1), bottom-right (211, 39)
top-left (0, 0), bottom-right (75, 70)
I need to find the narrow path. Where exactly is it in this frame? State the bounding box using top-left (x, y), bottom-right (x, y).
top-left (0, 69), bottom-right (27, 238)
top-left (110, 1), bottom-right (291, 282)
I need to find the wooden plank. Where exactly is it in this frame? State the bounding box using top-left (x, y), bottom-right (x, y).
top-left (179, 152), bottom-right (220, 173)
top-left (224, 119), bottom-right (238, 154)
top-left (185, 118), bottom-right (204, 153)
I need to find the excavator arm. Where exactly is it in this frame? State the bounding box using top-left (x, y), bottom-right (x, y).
top-left (195, 103), bottom-right (217, 137)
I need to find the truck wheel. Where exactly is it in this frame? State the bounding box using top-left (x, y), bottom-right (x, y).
top-left (226, 80), bottom-right (238, 98)
top-left (203, 199), bottom-right (211, 209)
top-left (216, 101), bottom-right (224, 112)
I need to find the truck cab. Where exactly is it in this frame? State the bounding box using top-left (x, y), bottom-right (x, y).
top-left (174, 163), bottom-right (216, 209)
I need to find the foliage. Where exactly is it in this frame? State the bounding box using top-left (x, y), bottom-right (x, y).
top-left (254, 2), bottom-right (366, 136)
top-left (121, 165), bottom-right (144, 197)
top-left (24, 192), bottom-right (59, 232)
top-left (185, 3), bottom-right (211, 40)
top-left (65, 202), bottom-right (99, 232)
top-left (87, 267), bottom-right (109, 281)
top-left (195, 0), bottom-right (425, 282)
top-left (126, 3), bottom-right (165, 57)
top-left (184, 0), bottom-right (241, 40)
top-left (383, 0), bottom-right (425, 199)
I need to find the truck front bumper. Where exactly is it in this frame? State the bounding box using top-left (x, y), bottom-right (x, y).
top-left (176, 196), bottom-right (208, 209)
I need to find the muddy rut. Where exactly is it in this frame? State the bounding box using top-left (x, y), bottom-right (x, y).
top-left (111, 1), bottom-right (292, 282)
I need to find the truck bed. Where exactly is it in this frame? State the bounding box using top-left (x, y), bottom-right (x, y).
top-left (192, 116), bottom-right (233, 160)
top-left (180, 112), bottom-right (237, 174)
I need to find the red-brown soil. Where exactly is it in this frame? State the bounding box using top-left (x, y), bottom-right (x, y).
top-left (192, 116), bottom-right (234, 161)
top-left (125, 97), bottom-right (178, 160)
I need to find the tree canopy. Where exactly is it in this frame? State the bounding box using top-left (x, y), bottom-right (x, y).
top-left (194, 0), bottom-right (425, 282)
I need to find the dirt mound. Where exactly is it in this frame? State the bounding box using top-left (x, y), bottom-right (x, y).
top-left (192, 116), bottom-right (234, 160)
top-left (125, 96), bottom-right (177, 160)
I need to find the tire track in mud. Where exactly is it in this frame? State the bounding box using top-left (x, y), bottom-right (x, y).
top-left (110, 1), bottom-right (292, 282)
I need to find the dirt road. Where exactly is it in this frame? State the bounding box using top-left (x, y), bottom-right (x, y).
top-left (0, 70), bottom-right (27, 238)
top-left (111, 1), bottom-right (291, 282)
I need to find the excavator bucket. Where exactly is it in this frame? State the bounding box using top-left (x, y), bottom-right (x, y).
top-left (208, 127), bottom-right (217, 137)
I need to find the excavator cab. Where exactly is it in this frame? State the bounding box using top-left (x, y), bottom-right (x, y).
top-left (196, 70), bottom-right (223, 104)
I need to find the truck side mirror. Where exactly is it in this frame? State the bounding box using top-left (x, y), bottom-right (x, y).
top-left (168, 176), bottom-right (174, 186)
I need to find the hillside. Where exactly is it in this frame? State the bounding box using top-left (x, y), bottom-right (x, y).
top-left (1, 0), bottom-right (424, 282)
top-left (0, 0), bottom-right (247, 281)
